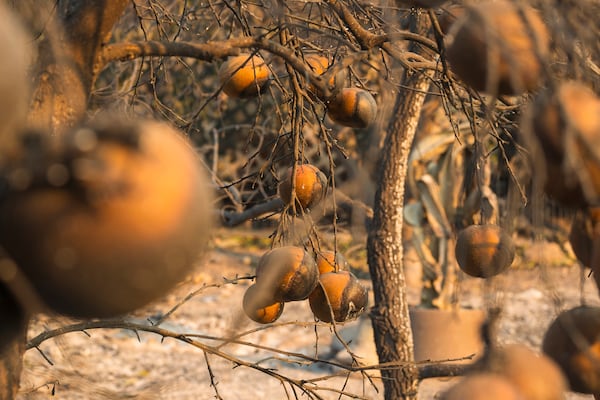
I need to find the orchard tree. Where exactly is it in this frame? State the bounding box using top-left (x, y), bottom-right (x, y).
top-left (0, 1), bottom-right (599, 400)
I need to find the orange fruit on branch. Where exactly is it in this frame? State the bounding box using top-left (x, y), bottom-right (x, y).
top-left (255, 246), bottom-right (319, 302)
top-left (308, 270), bottom-right (368, 323)
top-left (0, 119), bottom-right (214, 318)
top-left (242, 283), bottom-right (284, 324)
top-left (278, 164), bottom-right (327, 210)
top-left (304, 54), bottom-right (346, 100)
top-left (218, 54), bottom-right (271, 98)
top-left (327, 88), bottom-right (378, 129)
top-left (455, 224), bottom-right (515, 278)
top-left (305, 54), bottom-right (330, 77)
top-left (315, 250), bottom-right (348, 274)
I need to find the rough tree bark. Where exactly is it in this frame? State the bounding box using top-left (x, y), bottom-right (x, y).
top-left (367, 15), bottom-right (432, 400)
top-left (0, 1), bottom-right (129, 398)
top-left (27, 0), bottom-right (130, 135)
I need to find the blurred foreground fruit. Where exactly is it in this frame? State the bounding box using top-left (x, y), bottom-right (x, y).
top-left (529, 81), bottom-right (600, 207)
top-left (218, 54), bottom-right (271, 98)
top-left (486, 344), bottom-right (566, 400)
top-left (437, 6), bottom-right (465, 34)
top-left (316, 250), bottom-right (348, 274)
top-left (308, 270), bottom-right (368, 323)
top-left (0, 284), bottom-right (26, 355)
top-left (568, 208), bottom-right (600, 269)
top-left (455, 224), bottom-right (515, 278)
top-left (255, 246), bottom-right (319, 302)
top-left (445, 1), bottom-right (549, 95)
top-left (327, 88), bottom-right (378, 129)
top-left (440, 373), bottom-right (522, 400)
top-left (0, 120), bottom-right (214, 318)
top-left (542, 305), bottom-right (600, 393)
top-left (568, 208), bottom-right (600, 294)
top-left (242, 284), bottom-right (284, 324)
top-left (278, 164), bottom-right (327, 210)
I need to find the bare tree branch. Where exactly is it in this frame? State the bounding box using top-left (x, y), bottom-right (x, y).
top-left (221, 197), bottom-right (285, 227)
top-left (25, 318), bottom-right (474, 380)
top-left (325, 0), bottom-right (438, 53)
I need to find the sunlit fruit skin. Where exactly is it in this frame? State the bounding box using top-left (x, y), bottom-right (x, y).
top-left (218, 54), bottom-right (271, 98)
top-left (440, 373), bottom-right (522, 400)
top-left (304, 55), bottom-right (346, 100)
top-left (445, 1), bottom-right (549, 95)
top-left (242, 283), bottom-right (284, 324)
top-left (0, 120), bottom-right (214, 318)
top-left (0, 285), bottom-right (26, 355)
top-left (488, 344), bottom-right (567, 400)
top-left (530, 82), bottom-right (600, 207)
top-left (315, 250), bottom-right (348, 274)
top-left (327, 88), bottom-right (378, 129)
top-left (255, 246), bottom-right (319, 302)
top-left (308, 270), bottom-right (368, 323)
top-left (305, 55), bottom-right (329, 76)
top-left (542, 306), bottom-right (600, 394)
top-left (305, 55), bottom-right (330, 100)
top-left (278, 164), bottom-right (327, 210)
top-left (455, 224), bottom-right (515, 278)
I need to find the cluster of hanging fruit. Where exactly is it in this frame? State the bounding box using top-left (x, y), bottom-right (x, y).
top-left (218, 54), bottom-right (378, 129)
top-left (243, 247), bottom-right (368, 325)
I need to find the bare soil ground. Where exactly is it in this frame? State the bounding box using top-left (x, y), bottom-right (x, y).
top-left (16, 228), bottom-right (600, 399)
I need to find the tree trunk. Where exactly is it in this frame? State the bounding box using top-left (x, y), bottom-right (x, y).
top-left (28, 0), bottom-right (130, 135)
top-left (0, 1), bottom-right (129, 398)
top-left (367, 16), bottom-right (432, 400)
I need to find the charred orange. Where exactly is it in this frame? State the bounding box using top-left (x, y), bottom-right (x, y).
top-left (308, 270), bottom-right (368, 323)
top-left (242, 284), bottom-right (284, 324)
top-left (315, 250), bottom-right (348, 274)
top-left (455, 224), bottom-right (515, 278)
top-left (542, 305), bottom-right (600, 394)
top-left (255, 246), bottom-right (319, 302)
top-left (278, 164), bottom-right (327, 210)
top-left (218, 54), bottom-right (271, 98)
top-left (0, 119), bottom-right (214, 318)
top-left (304, 54), bottom-right (346, 100)
top-left (327, 88), bottom-right (378, 129)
